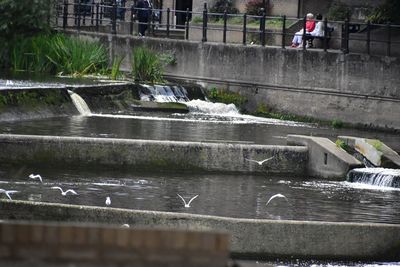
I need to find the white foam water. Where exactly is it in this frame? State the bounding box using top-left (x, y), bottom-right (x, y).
top-left (185, 99), bottom-right (240, 115)
top-left (347, 167), bottom-right (400, 188)
top-left (68, 90), bottom-right (92, 116)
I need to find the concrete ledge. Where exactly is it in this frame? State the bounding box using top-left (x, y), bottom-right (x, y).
top-left (1, 200), bottom-right (399, 261)
top-left (0, 220), bottom-right (229, 267)
top-left (287, 135), bottom-right (362, 179)
top-left (338, 136), bottom-right (400, 168)
top-left (0, 134), bottom-right (307, 174)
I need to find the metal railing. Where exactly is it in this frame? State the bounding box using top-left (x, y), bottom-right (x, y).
top-left (56, 1), bottom-right (400, 57)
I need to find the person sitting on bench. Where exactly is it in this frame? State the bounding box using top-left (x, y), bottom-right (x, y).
top-left (291, 13), bottom-right (315, 48)
top-left (305, 14), bottom-right (324, 48)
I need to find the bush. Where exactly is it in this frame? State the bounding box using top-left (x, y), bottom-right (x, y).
top-left (331, 119), bottom-right (344, 128)
top-left (327, 2), bottom-right (352, 21)
top-left (335, 139), bottom-right (350, 151)
top-left (207, 87), bottom-right (247, 111)
top-left (246, 0), bottom-right (271, 16)
top-left (209, 0), bottom-right (238, 15)
top-left (367, 0), bottom-right (400, 24)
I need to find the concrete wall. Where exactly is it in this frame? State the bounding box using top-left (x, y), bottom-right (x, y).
top-left (0, 134), bottom-right (308, 175)
top-left (2, 200), bottom-right (400, 261)
top-left (0, 220), bottom-right (229, 267)
top-left (66, 30), bottom-right (400, 130)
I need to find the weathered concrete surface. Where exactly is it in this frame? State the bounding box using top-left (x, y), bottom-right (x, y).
top-left (0, 87), bottom-right (78, 121)
top-left (63, 30), bottom-right (400, 129)
top-left (338, 136), bottom-right (400, 168)
top-left (287, 135), bottom-right (362, 179)
top-left (1, 200), bottom-right (399, 261)
top-left (0, 134), bottom-right (307, 174)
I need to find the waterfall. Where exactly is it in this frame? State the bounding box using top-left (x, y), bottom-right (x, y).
top-left (185, 99), bottom-right (240, 115)
top-left (67, 90), bottom-right (91, 116)
top-left (346, 168), bottom-right (400, 188)
top-left (139, 84), bottom-right (190, 103)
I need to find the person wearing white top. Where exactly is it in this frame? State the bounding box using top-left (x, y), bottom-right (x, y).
top-left (295, 14), bottom-right (324, 48)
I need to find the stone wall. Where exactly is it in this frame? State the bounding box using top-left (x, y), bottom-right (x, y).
top-left (0, 134), bottom-right (308, 175)
top-left (64, 30), bottom-right (400, 130)
top-left (0, 220), bottom-right (229, 267)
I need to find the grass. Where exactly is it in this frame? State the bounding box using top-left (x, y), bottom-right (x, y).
top-left (110, 56), bottom-right (125, 80)
top-left (191, 15), bottom-right (283, 29)
top-left (335, 139), bottom-right (350, 151)
top-left (366, 139), bottom-right (384, 152)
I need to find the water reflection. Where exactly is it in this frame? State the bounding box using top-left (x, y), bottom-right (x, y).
top-left (0, 164), bottom-right (399, 224)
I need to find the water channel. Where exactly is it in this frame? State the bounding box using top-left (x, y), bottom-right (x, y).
top-left (0, 77), bottom-right (400, 266)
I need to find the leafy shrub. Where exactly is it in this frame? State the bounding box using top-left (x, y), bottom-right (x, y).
top-left (131, 47), bottom-right (164, 83)
top-left (245, 0), bottom-right (272, 16)
top-left (367, 0), bottom-right (400, 24)
top-left (327, 2), bottom-right (352, 21)
top-left (331, 119), bottom-right (344, 128)
top-left (111, 56), bottom-right (125, 80)
top-left (209, 0), bottom-right (238, 15)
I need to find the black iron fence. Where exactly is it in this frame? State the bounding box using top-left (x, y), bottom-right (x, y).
top-left (56, 1), bottom-right (400, 57)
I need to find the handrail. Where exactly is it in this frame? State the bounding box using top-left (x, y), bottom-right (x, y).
top-left (56, 1), bottom-right (400, 57)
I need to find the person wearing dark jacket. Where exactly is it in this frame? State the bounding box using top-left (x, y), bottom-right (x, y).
top-left (136, 0), bottom-right (151, 36)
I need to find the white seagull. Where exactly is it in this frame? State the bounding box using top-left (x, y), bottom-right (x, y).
top-left (51, 186), bottom-right (78, 196)
top-left (105, 196), bottom-right (111, 206)
top-left (266, 194), bottom-right (288, 207)
top-left (245, 156), bottom-right (274, 166)
top-left (177, 194), bottom-right (198, 208)
top-left (0, 189), bottom-right (19, 200)
top-left (29, 174), bottom-right (43, 183)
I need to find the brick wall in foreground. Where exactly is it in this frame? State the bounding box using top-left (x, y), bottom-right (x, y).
top-left (0, 221), bottom-right (229, 267)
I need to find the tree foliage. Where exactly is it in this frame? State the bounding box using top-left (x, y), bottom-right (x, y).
top-left (209, 0), bottom-right (238, 15)
top-left (0, 0), bottom-right (53, 38)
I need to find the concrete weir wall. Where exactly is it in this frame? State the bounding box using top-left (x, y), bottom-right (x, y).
top-left (65, 30), bottom-right (400, 130)
top-left (1, 200), bottom-right (400, 261)
top-left (0, 134), bottom-right (307, 174)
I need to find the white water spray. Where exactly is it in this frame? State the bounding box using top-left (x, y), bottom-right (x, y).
top-left (68, 90), bottom-right (91, 116)
top-left (347, 168), bottom-right (400, 188)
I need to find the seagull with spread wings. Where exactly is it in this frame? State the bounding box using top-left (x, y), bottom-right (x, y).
top-left (245, 156), bottom-right (274, 166)
top-left (177, 194), bottom-right (198, 208)
top-left (51, 186), bottom-right (78, 196)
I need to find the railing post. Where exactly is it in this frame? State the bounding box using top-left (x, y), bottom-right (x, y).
top-left (243, 13), bottom-right (247, 45)
top-left (82, 1), bottom-right (86, 25)
top-left (302, 15), bottom-right (306, 50)
top-left (342, 18), bottom-right (349, 54)
top-left (77, 0), bottom-right (81, 30)
top-left (281, 15), bottom-right (286, 49)
top-left (130, 4), bottom-right (134, 35)
top-left (260, 8), bottom-right (266, 46)
top-left (185, 8), bottom-right (190, 40)
top-left (323, 18), bottom-right (328, 52)
top-left (91, 0), bottom-right (95, 25)
top-left (202, 3), bottom-right (208, 42)
top-left (95, 2), bottom-right (100, 31)
top-left (386, 22), bottom-right (391, 57)
top-left (223, 10), bottom-right (227, 43)
top-left (366, 21), bottom-right (370, 55)
top-left (112, 0), bottom-right (117, 34)
top-left (100, 0), bottom-right (104, 25)
top-left (63, 0), bottom-right (68, 29)
top-left (166, 8), bottom-right (170, 38)
top-left (147, 6), bottom-right (151, 36)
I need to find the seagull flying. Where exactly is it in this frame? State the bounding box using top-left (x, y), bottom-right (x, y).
top-left (105, 196), bottom-right (111, 206)
top-left (245, 156), bottom-right (274, 166)
top-left (51, 186), bottom-right (78, 196)
top-left (266, 193), bottom-right (288, 207)
top-left (177, 194), bottom-right (198, 208)
top-left (0, 189), bottom-right (18, 200)
top-left (29, 174), bottom-right (43, 183)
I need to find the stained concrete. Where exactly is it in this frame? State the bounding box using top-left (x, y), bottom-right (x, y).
top-left (0, 134), bottom-right (307, 175)
top-left (1, 200), bottom-right (399, 261)
top-left (287, 135), bottom-right (362, 179)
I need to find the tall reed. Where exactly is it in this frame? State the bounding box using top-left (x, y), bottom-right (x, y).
top-left (131, 47), bottom-right (163, 83)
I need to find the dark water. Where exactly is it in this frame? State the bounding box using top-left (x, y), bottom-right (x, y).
top-left (0, 113), bottom-right (399, 151)
top-left (1, 164), bottom-right (399, 224)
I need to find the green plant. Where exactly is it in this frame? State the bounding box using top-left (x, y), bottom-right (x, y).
top-left (331, 119), bottom-right (344, 128)
top-left (131, 47), bottom-right (164, 83)
top-left (191, 16), bottom-right (203, 23)
top-left (367, 0), bottom-right (400, 24)
top-left (335, 139), bottom-right (350, 151)
top-left (327, 2), bottom-right (352, 21)
top-left (158, 52), bottom-right (177, 66)
top-left (110, 56), bottom-right (125, 80)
